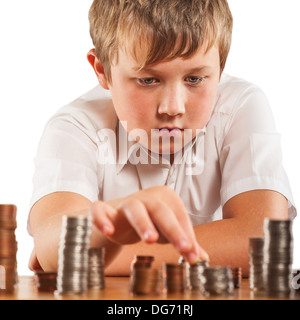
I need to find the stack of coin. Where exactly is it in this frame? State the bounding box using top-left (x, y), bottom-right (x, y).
top-left (0, 204), bottom-right (18, 293)
top-left (129, 255), bottom-right (160, 295)
top-left (162, 263), bottom-right (186, 294)
top-left (202, 266), bottom-right (234, 296)
top-left (189, 260), bottom-right (209, 292)
top-left (130, 267), bottom-right (161, 296)
top-left (34, 272), bottom-right (57, 292)
top-left (56, 215), bottom-right (92, 294)
top-left (178, 256), bottom-right (191, 290)
top-left (263, 219), bottom-right (293, 297)
top-left (130, 255), bottom-right (154, 289)
top-left (231, 267), bottom-right (242, 289)
top-left (88, 247), bottom-right (105, 290)
top-left (249, 237), bottom-right (264, 291)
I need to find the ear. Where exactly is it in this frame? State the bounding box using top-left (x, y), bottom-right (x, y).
top-left (87, 49), bottom-right (110, 90)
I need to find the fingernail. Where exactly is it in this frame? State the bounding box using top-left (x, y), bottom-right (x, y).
top-left (187, 252), bottom-right (198, 264)
top-left (103, 225), bottom-right (113, 236)
top-left (143, 229), bottom-right (157, 242)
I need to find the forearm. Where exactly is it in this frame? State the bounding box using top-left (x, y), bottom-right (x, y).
top-left (33, 211), bottom-right (122, 271)
top-left (195, 190), bottom-right (289, 276)
top-left (194, 218), bottom-right (253, 276)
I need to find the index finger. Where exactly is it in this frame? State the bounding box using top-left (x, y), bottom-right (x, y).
top-left (147, 197), bottom-right (209, 263)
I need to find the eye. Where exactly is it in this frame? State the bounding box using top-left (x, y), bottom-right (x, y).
top-left (185, 76), bottom-right (206, 86)
top-left (137, 78), bottom-right (159, 86)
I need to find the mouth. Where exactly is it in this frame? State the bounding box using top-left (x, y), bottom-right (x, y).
top-left (153, 127), bottom-right (184, 137)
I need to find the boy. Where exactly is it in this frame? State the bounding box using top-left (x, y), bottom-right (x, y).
top-left (28, 0), bottom-right (296, 276)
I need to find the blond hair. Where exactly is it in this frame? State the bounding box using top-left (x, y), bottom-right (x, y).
top-left (89, 0), bottom-right (233, 82)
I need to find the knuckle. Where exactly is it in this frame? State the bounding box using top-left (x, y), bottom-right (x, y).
top-left (160, 185), bottom-right (173, 194)
top-left (122, 197), bottom-right (141, 209)
top-left (120, 198), bottom-right (144, 216)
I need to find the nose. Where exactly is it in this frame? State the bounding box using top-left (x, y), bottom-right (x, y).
top-left (157, 84), bottom-right (185, 117)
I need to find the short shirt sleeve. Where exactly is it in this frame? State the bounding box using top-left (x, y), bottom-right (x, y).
top-left (219, 86), bottom-right (297, 219)
top-left (29, 108), bottom-right (101, 212)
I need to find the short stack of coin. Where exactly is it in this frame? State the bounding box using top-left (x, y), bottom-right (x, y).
top-left (130, 267), bottom-right (161, 296)
top-left (178, 256), bottom-right (191, 290)
top-left (88, 247), bottom-right (105, 290)
top-left (0, 204), bottom-right (18, 293)
top-left (190, 260), bottom-right (209, 292)
top-left (231, 267), bottom-right (242, 289)
top-left (263, 219), bottom-right (293, 297)
top-left (202, 266), bottom-right (234, 296)
top-left (34, 272), bottom-right (57, 292)
top-left (162, 263), bottom-right (186, 294)
top-left (129, 255), bottom-right (160, 295)
top-left (249, 237), bottom-right (264, 291)
top-left (56, 215), bottom-right (92, 294)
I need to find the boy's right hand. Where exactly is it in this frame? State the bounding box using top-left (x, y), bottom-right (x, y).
top-left (90, 186), bottom-right (209, 264)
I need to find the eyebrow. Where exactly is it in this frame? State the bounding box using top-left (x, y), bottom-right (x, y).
top-left (133, 66), bottom-right (211, 74)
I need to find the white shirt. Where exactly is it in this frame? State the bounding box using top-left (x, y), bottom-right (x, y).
top-left (28, 74), bottom-right (297, 233)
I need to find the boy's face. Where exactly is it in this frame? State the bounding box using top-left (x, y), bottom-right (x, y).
top-left (92, 43), bottom-right (221, 155)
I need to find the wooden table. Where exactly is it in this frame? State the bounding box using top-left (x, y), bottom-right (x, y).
top-left (1, 276), bottom-right (299, 300)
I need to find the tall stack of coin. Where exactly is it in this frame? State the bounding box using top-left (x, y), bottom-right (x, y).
top-left (202, 266), bottom-right (234, 296)
top-left (162, 263), bottom-right (186, 294)
top-left (0, 204), bottom-right (18, 292)
top-left (263, 219), bottom-right (293, 297)
top-left (129, 255), bottom-right (160, 295)
top-left (88, 247), bottom-right (105, 290)
top-left (56, 215), bottom-right (92, 294)
top-left (249, 237), bottom-right (264, 291)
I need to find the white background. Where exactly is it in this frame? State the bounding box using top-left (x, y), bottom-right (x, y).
top-left (0, 0), bottom-right (299, 276)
